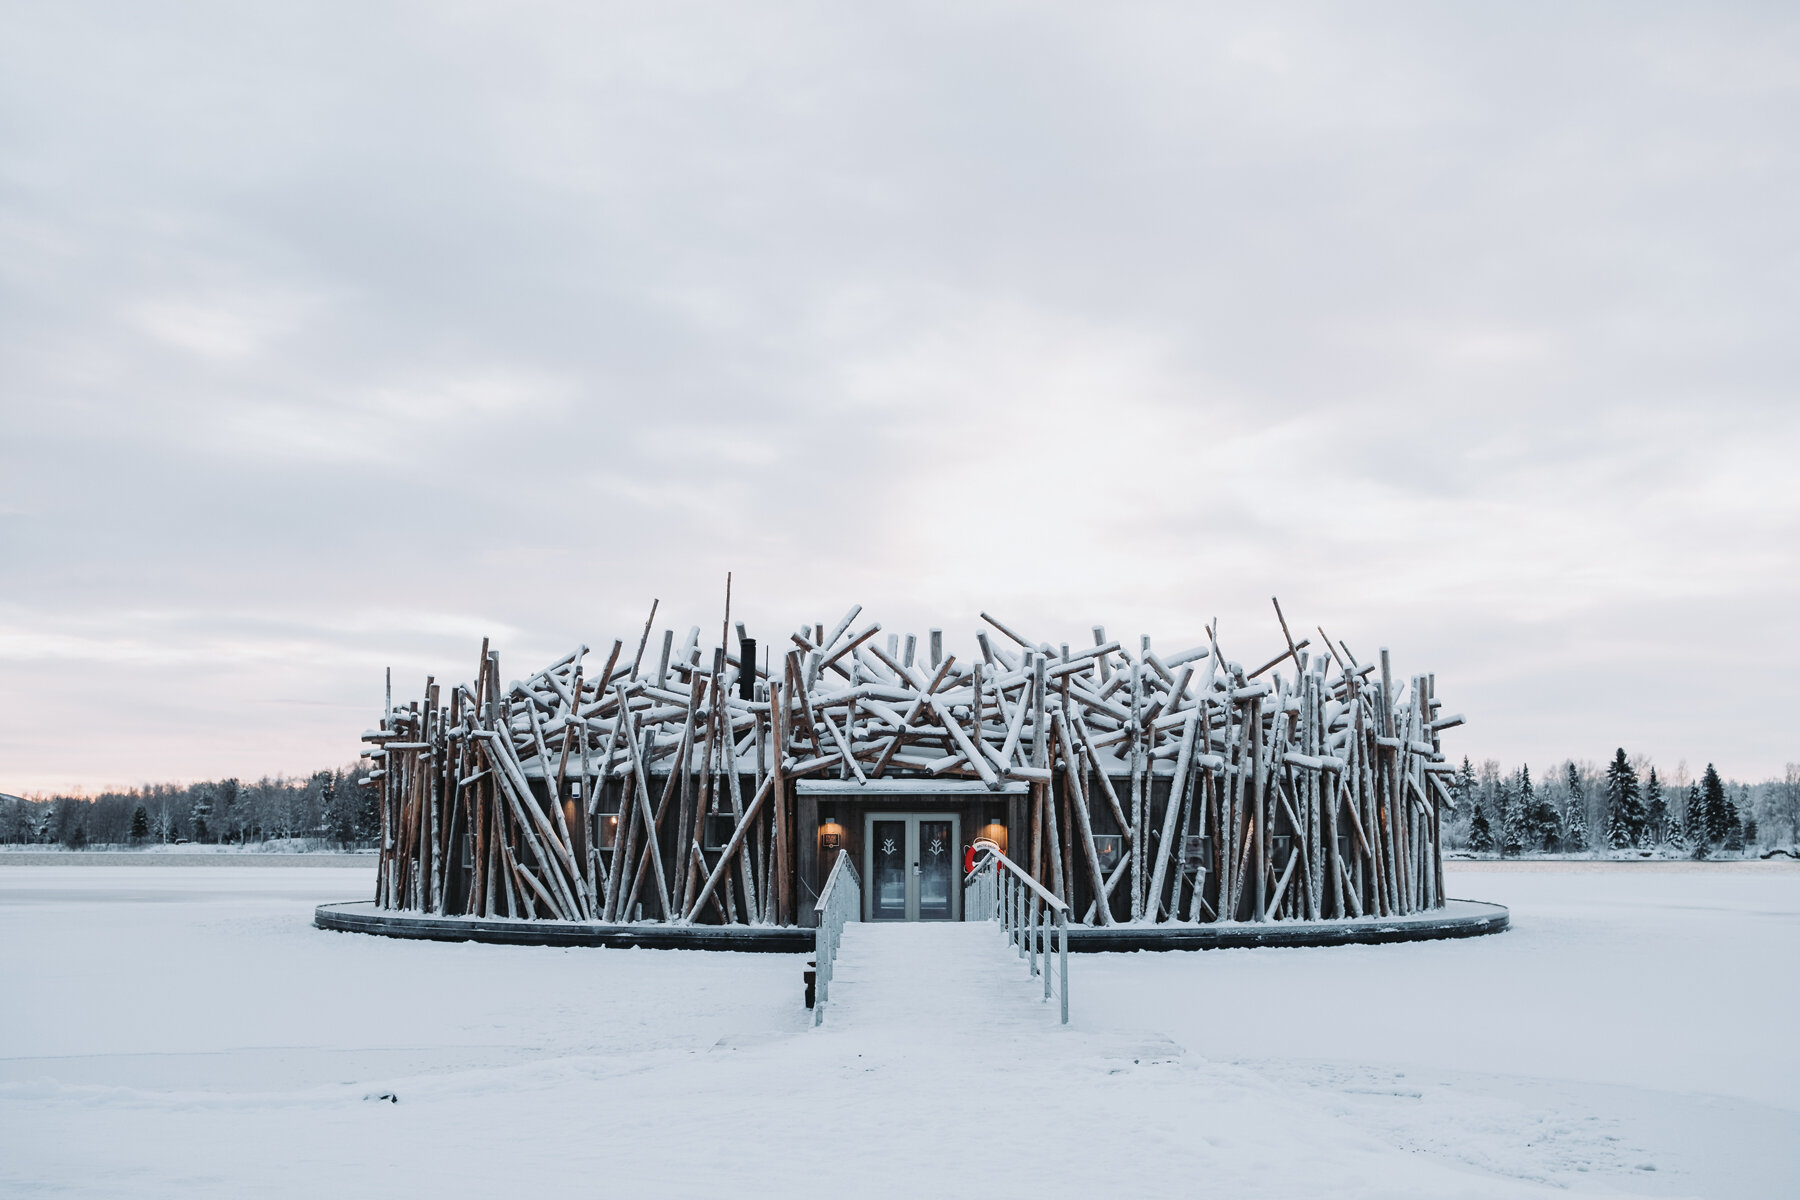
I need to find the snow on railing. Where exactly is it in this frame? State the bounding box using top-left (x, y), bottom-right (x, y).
top-left (812, 848), bottom-right (860, 1026)
top-left (965, 847), bottom-right (1069, 1024)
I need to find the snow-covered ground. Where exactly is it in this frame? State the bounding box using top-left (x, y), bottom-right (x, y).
top-left (0, 844), bottom-right (373, 859)
top-left (0, 860), bottom-right (1793, 1198)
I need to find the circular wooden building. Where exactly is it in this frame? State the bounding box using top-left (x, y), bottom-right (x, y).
top-left (355, 600), bottom-right (1465, 941)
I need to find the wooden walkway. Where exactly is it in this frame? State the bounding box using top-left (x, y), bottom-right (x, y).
top-left (818, 921), bottom-right (1060, 1036)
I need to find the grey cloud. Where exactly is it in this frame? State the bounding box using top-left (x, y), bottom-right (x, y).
top-left (1, 1), bottom-right (1796, 789)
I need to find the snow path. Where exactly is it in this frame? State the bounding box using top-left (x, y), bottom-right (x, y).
top-left (796, 919), bottom-right (1576, 1199)
top-left (820, 920), bottom-right (1059, 1034)
top-left (1, 861), bottom-right (1793, 1198)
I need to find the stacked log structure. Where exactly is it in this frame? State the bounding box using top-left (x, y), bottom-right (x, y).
top-left (362, 599), bottom-right (1464, 927)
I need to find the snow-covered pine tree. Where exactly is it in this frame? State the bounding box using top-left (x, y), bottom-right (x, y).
top-left (1782, 764), bottom-right (1800, 847)
top-left (1563, 763), bottom-right (1589, 853)
top-left (1743, 815), bottom-right (1759, 850)
top-left (355, 776), bottom-right (379, 842)
top-left (1517, 767), bottom-right (1537, 852)
top-left (1701, 764), bottom-right (1729, 846)
top-left (189, 788), bottom-right (213, 844)
top-left (305, 769), bottom-right (334, 839)
top-left (1688, 783), bottom-right (1708, 859)
top-left (323, 771), bottom-right (356, 846)
top-left (218, 778), bottom-right (240, 844)
top-left (316, 771), bottom-right (338, 842)
top-left (1523, 765), bottom-right (1560, 851)
top-left (1468, 802), bottom-right (1494, 853)
top-left (1499, 776), bottom-right (1524, 856)
top-left (1724, 800), bottom-right (1744, 852)
top-left (1605, 749), bottom-right (1641, 850)
top-left (1665, 804), bottom-right (1686, 852)
top-left (129, 803), bottom-right (149, 844)
top-left (1643, 768), bottom-right (1667, 846)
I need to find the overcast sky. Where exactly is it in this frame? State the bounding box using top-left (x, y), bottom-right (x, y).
top-left (2, 2), bottom-right (1797, 794)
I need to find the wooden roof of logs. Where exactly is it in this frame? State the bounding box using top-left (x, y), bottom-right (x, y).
top-left (363, 598), bottom-right (1465, 929)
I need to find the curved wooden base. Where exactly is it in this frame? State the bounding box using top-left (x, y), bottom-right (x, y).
top-left (315, 898), bottom-right (1507, 953)
top-left (1064, 898), bottom-right (1509, 952)
top-left (313, 901), bottom-right (815, 952)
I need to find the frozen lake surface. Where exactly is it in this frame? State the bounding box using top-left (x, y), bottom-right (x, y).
top-left (0, 859), bottom-right (1793, 1198)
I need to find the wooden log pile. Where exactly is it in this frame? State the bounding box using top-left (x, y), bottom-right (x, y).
top-left (362, 597), bottom-right (1464, 927)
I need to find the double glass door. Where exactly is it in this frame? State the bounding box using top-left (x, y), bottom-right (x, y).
top-left (865, 812), bottom-right (960, 921)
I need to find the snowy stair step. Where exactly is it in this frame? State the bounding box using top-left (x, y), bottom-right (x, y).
top-left (819, 921), bottom-right (1061, 1038)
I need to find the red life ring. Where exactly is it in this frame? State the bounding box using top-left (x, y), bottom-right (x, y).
top-left (966, 837), bottom-right (1002, 875)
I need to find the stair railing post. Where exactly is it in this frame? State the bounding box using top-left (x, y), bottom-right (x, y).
top-left (1058, 910), bottom-right (1069, 1024)
top-left (1009, 872), bottom-right (1017, 950)
top-left (1013, 874), bottom-right (1024, 957)
top-left (1008, 874), bottom-right (1022, 957)
top-left (1031, 893), bottom-right (1041, 979)
top-left (1004, 872), bottom-right (1013, 946)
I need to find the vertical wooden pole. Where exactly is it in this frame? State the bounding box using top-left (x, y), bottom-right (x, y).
top-left (770, 679), bottom-right (792, 926)
top-left (1251, 694), bottom-right (1267, 922)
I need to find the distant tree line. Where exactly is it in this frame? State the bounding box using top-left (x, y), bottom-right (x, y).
top-left (1451, 755), bottom-right (1800, 859)
top-left (8, 753), bottom-right (1796, 860)
top-left (0, 766), bottom-right (379, 849)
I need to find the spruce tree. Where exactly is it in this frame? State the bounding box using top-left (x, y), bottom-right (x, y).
top-left (129, 804), bottom-right (149, 844)
top-left (321, 771), bottom-right (354, 846)
top-left (1665, 805), bottom-right (1686, 852)
top-left (1517, 767), bottom-right (1537, 851)
top-left (355, 778), bottom-right (380, 842)
top-left (1743, 815), bottom-right (1759, 849)
top-left (189, 789), bottom-right (214, 845)
top-left (1643, 768), bottom-right (1667, 846)
top-left (218, 778), bottom-right (240, 844)
top-left (1468, 802), bottom-right (1494, 853)
top-left (1605, 749), bottom-right (1641, 850)
top-left (1499, 776), bottom-right (1524, 856)
top-left (1563, 763), bottom-right (1589, 853)
top-left (1455, 757), bottom-right (1477, 810)
top-left (1523, 765), bottom-right (1560, 851)
top-left (1688, 784), bottom-right (1709, 859)
top-left (1701, 764), bottom-right (1729, 846)
top-left (1724, 802), bottom-right (1744, 852)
